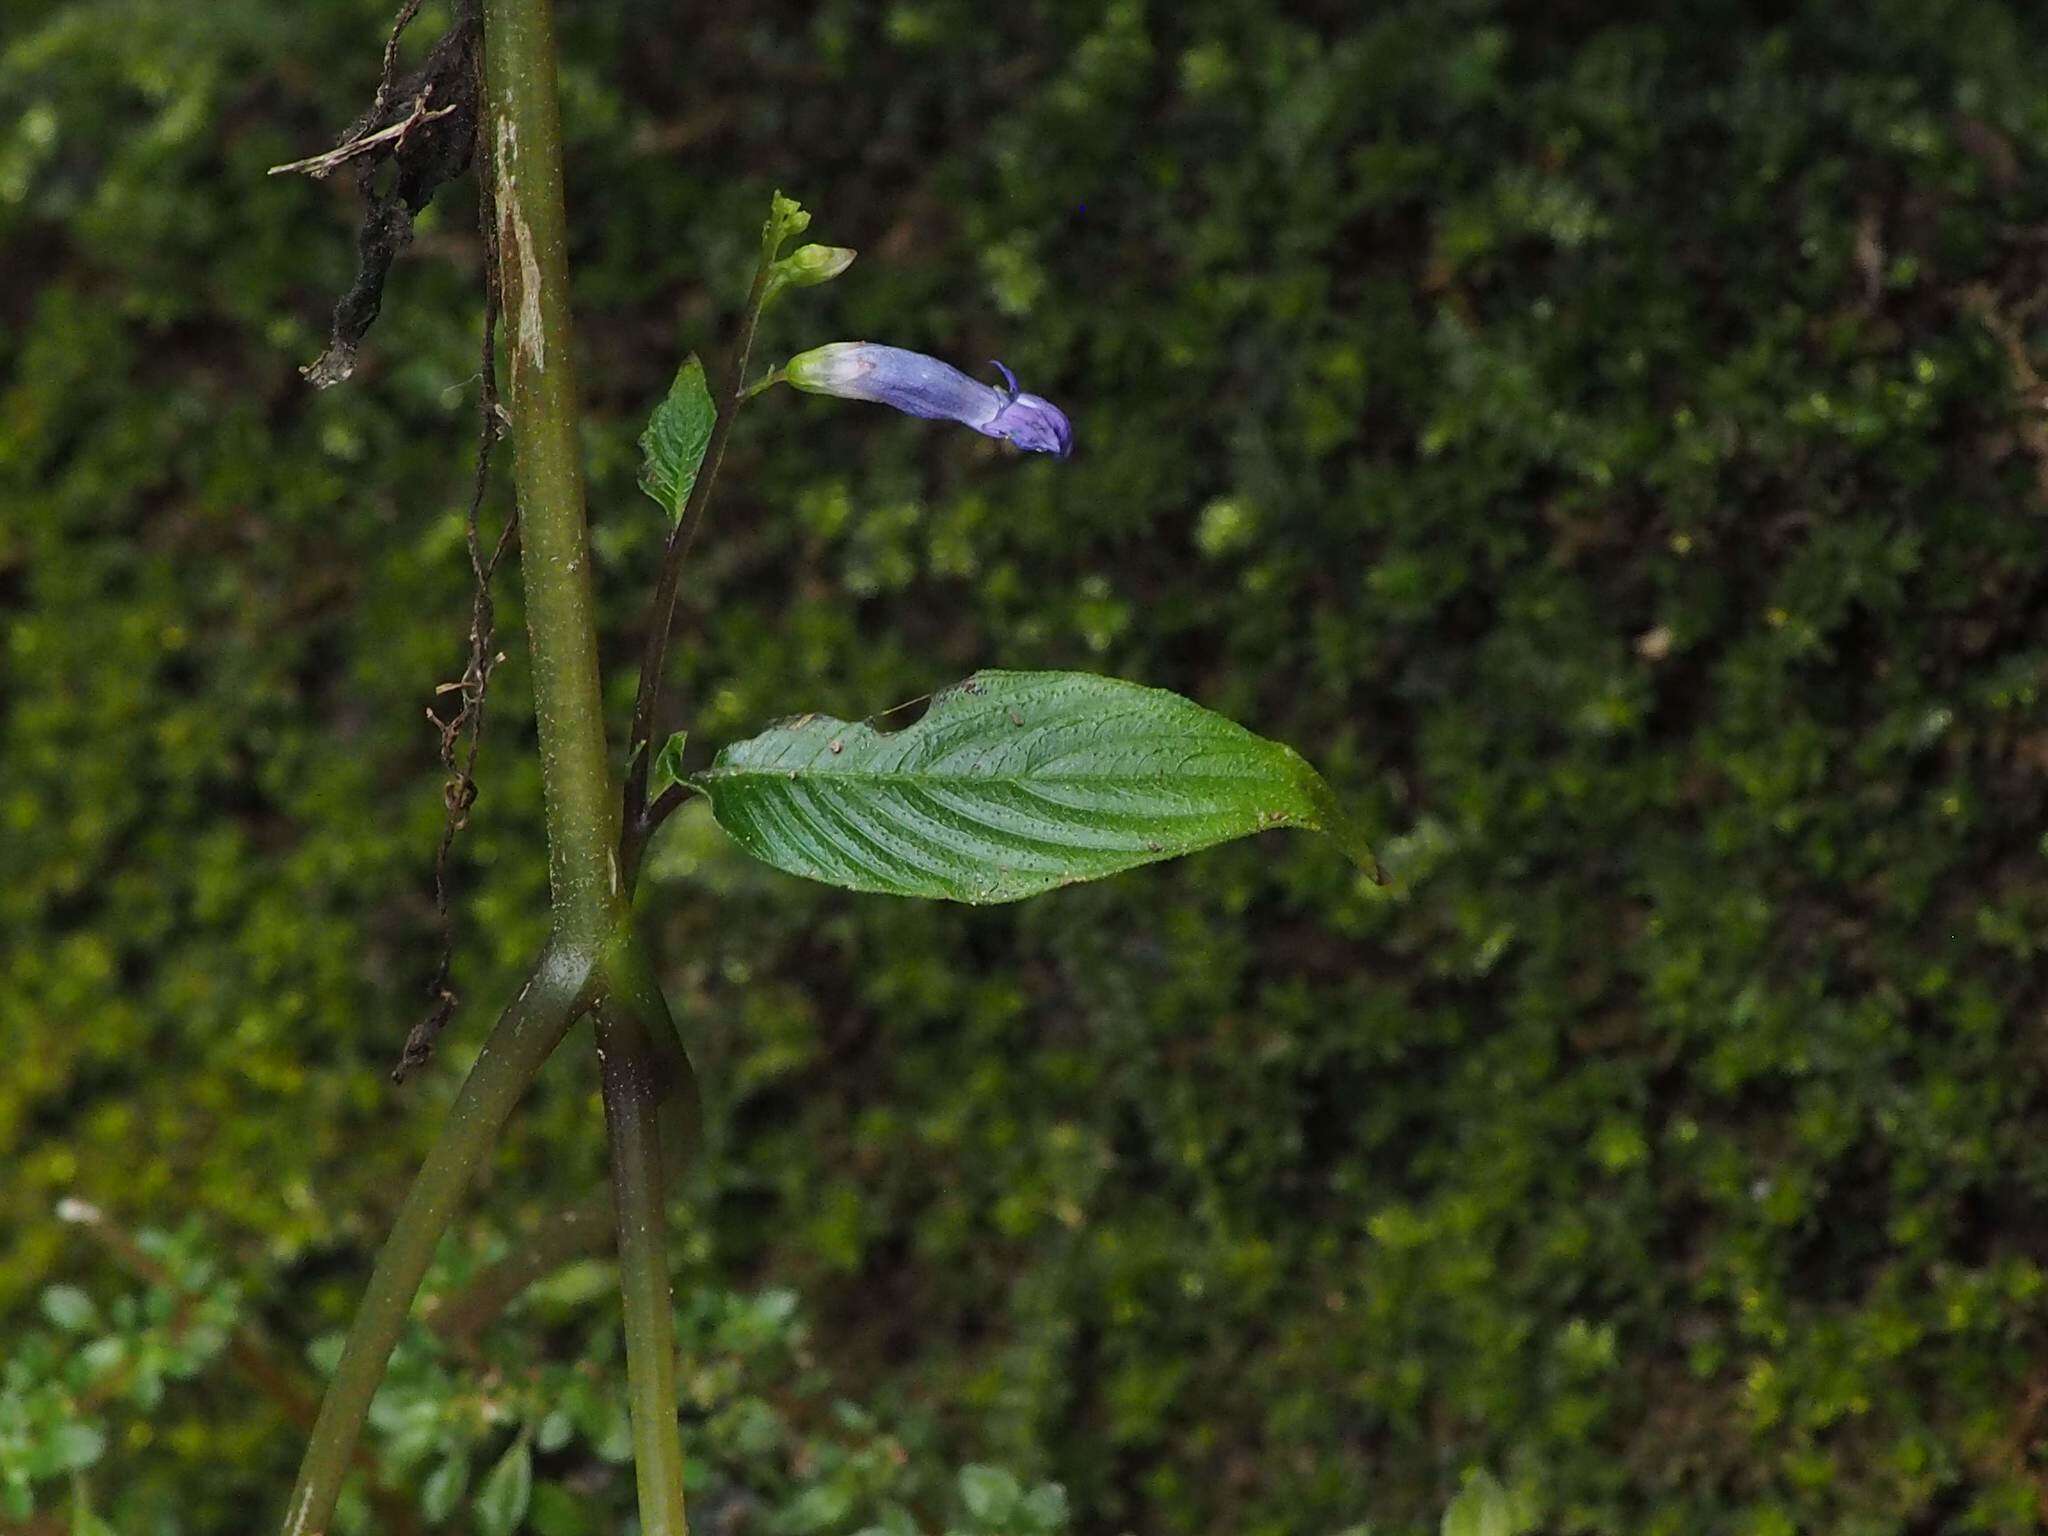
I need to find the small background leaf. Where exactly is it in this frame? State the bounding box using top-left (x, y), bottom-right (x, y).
top-left (959, 1464), bottom-right (1020, 1523)
top-left (48, 1426), bottom-right (104, 1475)
top-left (638, 356), bottom-right (715, 521)
top-left (694, 670), bottom-right (1378, 903)
top-left (70, 1492), bottom-right (115, 1536)
top-left (1018, 1483), bottom-right (1069, 1532)
top-left (420, 1455), bottom-right (468, 1525)
top-left (40, 1286), bottom-right (97, 1333)
top-left (475, 1436), bottom-right (532, 1536)
top-left (1441, 1471), bottom-right (1513, 1536)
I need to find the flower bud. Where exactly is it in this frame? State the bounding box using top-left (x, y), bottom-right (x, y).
top-left (764, 245), bottom-right (857, 306)
top-left (765, 191), bottom-right (811, 255)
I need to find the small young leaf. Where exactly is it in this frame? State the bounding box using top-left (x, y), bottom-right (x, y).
top-left (693, 671), bottom-right (1381, 903)
top-left (1441, 1471), bottom-right (1513, 1536)
top-left (638, 356), bottom-right (716, 522)
top-left (650, 731), bottom-right (690, 801)
top-left (475, 1436), bottom-right (532, 1536)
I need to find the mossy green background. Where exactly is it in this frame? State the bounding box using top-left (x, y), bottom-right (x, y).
top-left (7, 0), bottom-right (2048, 1531)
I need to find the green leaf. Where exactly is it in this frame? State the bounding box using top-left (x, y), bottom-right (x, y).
top-left (862, 1510), bottom-right (920, 1536)
top-left (1018, 1483), bottom-right (1069, 1533)
top-left (476, 1436), bottom-right (532, 1536)
top-left (420, 1454), bottom-right (468, 1525)
top-left (959, 1465), bottom-right (1020, 1524)
top-left (528, 1257), bottom-right (614, 1310)
top-left (650, 731), bottom-right (690, 801)
top-left (77, 1337), bottom-right (123, 1384)
top-left (40, 1286), bottom-right (97, 1334)
top-left (1441, 1471), bottom-right (1512, 1536)
top-left (535, 1411), bottom-right (573, 1454)
top-left (529, 1483), bottom-right (596, 1536)
top-left (783, 1483), bottom-right (853, 1533)
top-left (638, 356), bottom-right (715, 522)
top-left (693, 671), bottom-right (1381, 904)
top-left (307, 1332), bottom-right (346, 1375)
top-left (591, 1399), bottom-right (632, 1465)
top-left (47, 1424), bottom-right (104, 1475)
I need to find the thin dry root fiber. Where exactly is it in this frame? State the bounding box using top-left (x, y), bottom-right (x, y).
top-left (280, 0), bottom-right (514, 1080)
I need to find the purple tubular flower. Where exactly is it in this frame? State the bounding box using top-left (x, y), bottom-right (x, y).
top-left (784, 342), bottom-right (1073, 457)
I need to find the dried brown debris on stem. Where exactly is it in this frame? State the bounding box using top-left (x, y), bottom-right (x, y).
top-left (272, 0), bottom-right (518, 1082)
top-left (280, 0), bottom-right (485, 389)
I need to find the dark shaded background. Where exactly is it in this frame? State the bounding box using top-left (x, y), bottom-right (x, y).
top-left (8, 0), bottom-right (2048, 1531)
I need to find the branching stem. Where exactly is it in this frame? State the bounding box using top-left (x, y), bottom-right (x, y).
top-left (620, 250), bottom-right (777, 859)
top-left (625, 780), bottom-right (694, 889)
top-left (279, 947), bottom-right (591, 1536)
top-left (282, 0), bottom-right (709, 1530)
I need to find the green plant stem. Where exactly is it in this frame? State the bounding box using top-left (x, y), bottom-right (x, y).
top-left (595, 998), bottom-right (691, 1536)
top-left (283, 3), bottom-right (705, 1530)
top-left (605, 926), bottom-right (701, 1172)
top-left (623, 780), bottom-right (691, 890)
top-left (486, 0), bottom-right (623, 952)
top-left (619, 247), bottom-right (777, 851)
top-left (278, 948), bottom-right (590, 1536)
top-left (483, 5), bottom-right (696, 1534)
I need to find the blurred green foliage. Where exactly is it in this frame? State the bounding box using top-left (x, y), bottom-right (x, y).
top-left (6, 0), bottom-right (2048, 1532)
top-left (2, 1209), bottom-right (1071, 1534)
